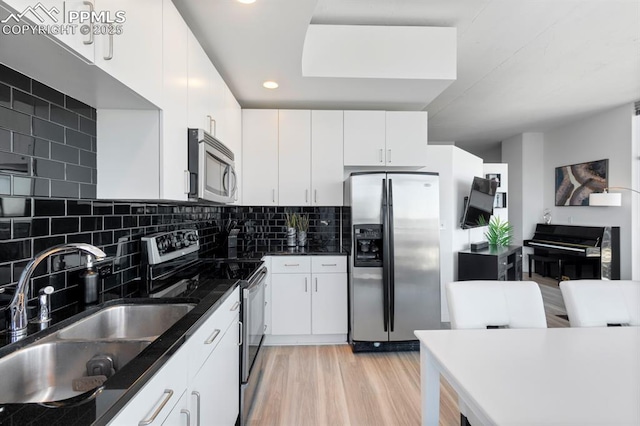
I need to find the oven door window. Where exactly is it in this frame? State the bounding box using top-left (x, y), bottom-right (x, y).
top-left (247, 280), bottom-right (265, 373)
top-left (205, 150), bottom-right (230, 197)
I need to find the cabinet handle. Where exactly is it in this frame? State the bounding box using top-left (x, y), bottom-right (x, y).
top-left (207, 115), bottom-right (216, 136)
top-left (284, 263), bottom-right (299, 267)
top-left (204, 328), bottom-right (221, 345)
top-left (192, 390), bottom-right (201, 426)
top-left (138, 389), bottom-right (174, 425)
top-left (272, 189), bottom-right (275, 203)
top-left (314, 190), bottom-right (317, 203)
top-left (388, 149), bottom-right (391, 163)
top-left (264, 324), bottom-right (267, 331)
top-left (379, 149), bottom-right (384, 163)
top-left (305, 189), bottom-right (308, 203)
top-left (103, 33), bottom-right (114, 60)
top-left (315, 277), bottom-right (318, 292)
top-left (184, 170), bottom-right (190, 194)
top-left (230, 301), bottom-right (240, 311)
top-left (180, 409), bottom-right (191, 426)
top-left (82, 1), bottom-right (94, 45)
top-left (239, 321), bottom-right (243, 346)
top-left (321, 263), bottom-right (337, 267)
top-left (305, 277), bottom-right (308, 292)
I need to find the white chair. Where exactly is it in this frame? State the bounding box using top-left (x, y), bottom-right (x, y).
top-left (559, 280), bottom-right (640, 327)
top-left (446, 280), bottom-right (547, 425)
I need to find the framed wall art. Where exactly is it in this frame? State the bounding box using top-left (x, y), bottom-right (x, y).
top-left (555, 159), bottom-right (608, 206)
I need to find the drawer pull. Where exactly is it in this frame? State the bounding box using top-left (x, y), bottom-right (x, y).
top-left (284, 263), bottom-right (300, 267)
top-left (192, 390), bottom-right (201, 425)
top-left (138, 389), bottom-right (174, 425)
top-left (315, 277), bottom-right (318, 292)
top-left (180, 409), bottom-right (190, 426)
top-left (204, 329), bottom-right (221, 345)
top-left (230, 301), bottom-right (240, 311)
top-left (238, 321), bottom-right (243, 346)
top-left (321, 263), bottom-right (337, 267)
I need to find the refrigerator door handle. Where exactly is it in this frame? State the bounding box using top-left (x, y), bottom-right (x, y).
top-left (388, 179), bottom-right (395, 332)
top-left (381, 178), bottom-right (389, 333)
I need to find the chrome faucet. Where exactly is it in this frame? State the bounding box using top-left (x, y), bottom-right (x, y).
top-left (7, 243), bottom-right (107, 341)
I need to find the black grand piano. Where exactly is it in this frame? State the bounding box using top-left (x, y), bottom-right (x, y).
top-left (524, 224), bottom-right (620, 280)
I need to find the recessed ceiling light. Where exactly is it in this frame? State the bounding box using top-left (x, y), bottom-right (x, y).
top-left (263, 81), bottom-right (279, 89)
top-left (237, 0), bottom-right (256, 4)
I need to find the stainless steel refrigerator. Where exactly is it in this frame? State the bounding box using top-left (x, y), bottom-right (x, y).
top-left (345, 172), bottom-right (441, 350)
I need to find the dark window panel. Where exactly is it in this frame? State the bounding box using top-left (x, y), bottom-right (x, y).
top-left (33, 235), bottom-right (65, 254)
top-left (34, 158), bottom-right (64, 180)
top-left (51, 180), bottom-right (79, 198)
top-left (51, 142), bottom-right (79, 164)
top-left (67, 200), bottom-right (91, 216)
top-left (80, 183), bottom-right (96, 199)
top-left (33, 117), bottom-right (64, 143)
top-left (0, 82), bottom-right (9, 107)
top-left (12, 89), bottom-right (49, 119)
top-left (0, 64), bottom-right (30, 92)
top-left (0, 239), bottom-right (31, 262)
top-left (0, 196), bottom-right (31, 217)
top-left (0, 128), bottom-right (10, 151)
top-left (0, 105), bottom-right (31, 134)
top-left (81, 216), bottom-right (102, 232)
top-left (79, 150), bottom-right (96, 168)
top-left (51, 217), bottom-right (79, 235)
top-left (31, 81), bottom-right (64, 106)
top-left (66, 164), bottom-right (92, 183)
top-left (50, 105), bottom-right (78, 129)
top-left (79, 116), bottom-right (96, 137)
top-left (93, 202), bottom-right (113, 215)
top-left (65, 128), bottom-right (91, 151)
top-left (0, 219), bottom-right (9, 240)
top-left (34, 199), bottom-right (65, 216)
top-left (65, 97), bottom-right (92, 119)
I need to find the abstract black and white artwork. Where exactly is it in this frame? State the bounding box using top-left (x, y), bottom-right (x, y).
top-left (555, 159), bottom-right (608, 206)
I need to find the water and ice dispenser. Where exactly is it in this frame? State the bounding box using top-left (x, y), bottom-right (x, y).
top-left (353, 225), bottom-right (383, 267)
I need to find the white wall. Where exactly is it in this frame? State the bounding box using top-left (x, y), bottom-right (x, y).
top-left (544, 104), bottom-right (634, 279)
top-left (423, 145), bottom-right (484, 322)
top-left (633, 115), bottom-right (640, 280)
top-left (483, 163), bottom-right (509, 223)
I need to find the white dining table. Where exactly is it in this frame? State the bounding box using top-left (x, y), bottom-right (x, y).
top-left (415, 327), bottom-right (640, 426)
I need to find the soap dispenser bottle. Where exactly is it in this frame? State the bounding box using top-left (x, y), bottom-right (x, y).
top-left (82, 255), bottom-right (99, 305)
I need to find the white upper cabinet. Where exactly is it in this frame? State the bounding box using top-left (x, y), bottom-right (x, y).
top-left (343, 110), bottom-right (428, 167)
top-left (94, 0), bottom-right (163, 107)
top-left (187, 31), bottom-right (213, 131)
top-left (279, 110), bottom-right (311, 206)
top-left (311, 110), bottom-right (344, 206)
top-left (344, 110), bottom-right (386, 166)
top-left (385, 111), bottom-right (428, 166)
top-left (224, 86), bottom-right (242, 204)
top-left (159, 0), bottom-right (188, 201)
top-left (242, 109), bottom-right (279, 205)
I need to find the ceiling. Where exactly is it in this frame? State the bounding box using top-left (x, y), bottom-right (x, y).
top-left (173, 0), bottom-right (640, 147)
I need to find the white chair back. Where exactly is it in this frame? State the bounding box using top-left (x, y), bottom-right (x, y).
top-left (446, 281), bottom-right (547, 330)
top-left (560, 280), bottom-right (640, 327)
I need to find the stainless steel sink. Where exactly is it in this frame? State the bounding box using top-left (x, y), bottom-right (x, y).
top-left (0, 340), bottom-right (150, 403)
top-left (56, 303), bottom-right (196, 340)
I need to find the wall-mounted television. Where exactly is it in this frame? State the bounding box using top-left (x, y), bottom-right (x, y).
top-left (460, 176), bottom-right (498, 229)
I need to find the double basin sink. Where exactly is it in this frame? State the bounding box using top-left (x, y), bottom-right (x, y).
top-left (0, 302), bottom-right (195, 404)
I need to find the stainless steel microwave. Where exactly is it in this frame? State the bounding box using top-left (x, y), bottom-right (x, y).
top-left (187, 128), bottom-right (237, 203)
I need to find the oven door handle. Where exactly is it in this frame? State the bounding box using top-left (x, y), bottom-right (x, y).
top-left (246, 267), bottom-right (267, 291)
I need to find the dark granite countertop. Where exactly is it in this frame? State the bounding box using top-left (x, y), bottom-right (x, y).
top-left (267, 247), bottom-right (349, 256)
top-left (0, 277), bottom-right (241, 426)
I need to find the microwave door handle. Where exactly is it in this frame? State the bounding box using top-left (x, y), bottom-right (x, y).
top-left (222, 167), bottom-right (229, 192)
top-left (230, 168), bottom-right (238, 197)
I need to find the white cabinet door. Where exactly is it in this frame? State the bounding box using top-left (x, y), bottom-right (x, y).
top-left (385, 111), bottom-right (428, 166)
top-left (271, 273), bottom-right (311, 335)
top-left (278, 110), bottom-right (311, 206)
top-left (187, 31), bottom-right (212, 130)
top-left (160, 0), bottom-right (188, 202)
top-left (343, 110), bottom-right (386, 166)
top-left (1, 0), bottom-right (95, 62)
top-left (189, 316), bottom-right (240, 426)
top-left (209, 67), bottom-right (226, 140)
top-left (312, 273), bottom-right (348, 335)
top-left (224, 86), bottom-right (242, 204)
top-left (94, 0), bottom-right (162, 107)
top-left (311, 110), bottom-right (343, 206)
top-left (242, 109), bottom-right (279, 205)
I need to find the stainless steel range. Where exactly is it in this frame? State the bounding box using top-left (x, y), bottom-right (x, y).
top-left (140, 229), bottom-right (266, 424)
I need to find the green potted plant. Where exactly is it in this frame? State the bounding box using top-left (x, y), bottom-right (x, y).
top-left (296, 214), bottom-right (309, 247)
top-left (484, 216), bottom-right (513, 247)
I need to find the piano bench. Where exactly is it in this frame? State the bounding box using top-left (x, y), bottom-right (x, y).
top-left (528, 254), bottom-right (563, 283)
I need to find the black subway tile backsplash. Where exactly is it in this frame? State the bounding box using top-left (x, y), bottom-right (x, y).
top-left (81, 216), bottom-right (102, 232)
top-left (51, 180), bottom-right (79, 198)
top-left (79, 116), bottom-right (96, 137)
top-left (0, 64), bottom-right (30, 92)
top-left (0, 105), bottom-right (31, 134)
top-left (33, 117), bottom-right (65, 143)
top-left (67, 200), bottom-right (92, 216)
top-left (33, 235), bottom-right (65, 253)
top-left (0, 239), bottom-right (31, 262)
top-left (65, 96), bottom-right (92, 119)
top-left (34, 198), bottom-right (65, 216)
top-left (0, 128), bottom-right (10, 151)
top-left (31, 80), bottom-right (64, 106)
top-left (50, 105), bottom-right (79, 129)
top-left (34, 158), bottom-right (65, 180)
top-left (66, 164), bottom-right (92, 183)
top-left (12, 89), bottom-right (49, 119)
top-left (51, 217), bottom-right (79, 235)
top-left (66, 128), bottom-right (92, 151)
top-left (51, 142), bottom-right (79, 164)
top-left (0, 82), bottom-right (9, 107)
top-left (0, 219), bottom-right (9, 240)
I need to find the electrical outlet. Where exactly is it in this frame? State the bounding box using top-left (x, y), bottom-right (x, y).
top-left (97, 262), bottom-right (113, 278)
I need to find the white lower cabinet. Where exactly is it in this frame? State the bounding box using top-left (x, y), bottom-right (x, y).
top-left (109, 288), bottom-right (240, 425)
top-left (267, 256), bottom-right (347, 344)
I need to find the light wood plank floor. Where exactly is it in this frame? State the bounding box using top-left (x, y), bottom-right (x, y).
top-left (248, 274), bottom-right (568, 426)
